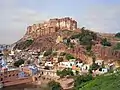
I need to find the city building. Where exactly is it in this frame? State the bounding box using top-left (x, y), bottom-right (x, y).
top-left (0, 55), bottom-right (38, 88)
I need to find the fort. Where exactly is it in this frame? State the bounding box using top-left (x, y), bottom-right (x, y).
top-left (24, 17), bottom-right (77, 39)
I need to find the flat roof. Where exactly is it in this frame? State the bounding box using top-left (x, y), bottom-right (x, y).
top-left (8, 68), bottom-right (19, 71)
top-left (0, 68), bottom-right (19, 72)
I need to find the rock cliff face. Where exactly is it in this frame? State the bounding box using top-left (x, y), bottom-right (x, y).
top-left (24, 17), bottom-right (77, 39)
top-left (93, 44), bottom-right (120, 60)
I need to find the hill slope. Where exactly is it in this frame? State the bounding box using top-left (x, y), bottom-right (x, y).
top-left (80, 71), bottom-right (120, 90)
top-left (14, 30), bottom-right (79, 51)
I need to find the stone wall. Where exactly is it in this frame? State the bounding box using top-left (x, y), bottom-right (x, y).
top-left (25, 17), bottom-right (77, 39)
top-left (4, 77), bottom-right (33, 87)
top-left (0, 70), bottom-right (19, 83)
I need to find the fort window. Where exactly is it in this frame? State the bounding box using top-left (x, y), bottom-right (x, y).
top-left (42, 72), bottom-right (43, 75)
top-left (0, 78), bottom-right (3, 81)
top-left (9, 75), bottom-right (11, 77)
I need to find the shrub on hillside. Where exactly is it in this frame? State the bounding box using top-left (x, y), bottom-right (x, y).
top-left (57, 68), bottom-right (74, 78)
top-left (48, 80), bottom-right (62, 90)
top-left (52, 52), bottom-right (57, 56)
top-left (14, 59), bottom-right (24, 67)
top-left (115, 32), bottom-right (120, 38)
top-left (44, 49), bottom-right (52, 56)
top-left (101, 38), bottom-right (111, 46)
top-left (58, 57), bottom-right (64, 63)
top-left (59, 52), bottom-right (66, 56)
top-left (89, 56), bottom-right (100, 71)
top-left (65, 53), bottom-right (75, 60)
top-left (113, 43), bottom-right (120, 50)
top-left (74, 74), bottom-right (93, 90)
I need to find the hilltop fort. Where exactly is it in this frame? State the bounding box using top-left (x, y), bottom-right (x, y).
top-left (24, 17), bottom-right (78, 39)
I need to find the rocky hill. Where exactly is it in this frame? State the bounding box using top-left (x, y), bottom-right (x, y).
top-left (14, 17), bottom-right (120, 63)
top-left (14, 17), bottom-right (80, 50)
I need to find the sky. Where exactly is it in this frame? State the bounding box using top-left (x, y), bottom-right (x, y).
top-left (1, 0), bottom-right (120, 44)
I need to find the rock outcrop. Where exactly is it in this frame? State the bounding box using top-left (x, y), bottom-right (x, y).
top-left (24, 17), bottom-right (77, 39)
top-left (93, 44), bottom-right (120, 60)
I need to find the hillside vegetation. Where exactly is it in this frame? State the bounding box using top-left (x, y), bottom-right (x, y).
top-left (79, 70), bottom-right (120, 90)
top-left (14, 39), bottom-right (33, 50)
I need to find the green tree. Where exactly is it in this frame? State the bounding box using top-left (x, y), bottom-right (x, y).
top-left (74, 74), bottom-right (93, 90)
top-left (59, 52), bottom-right (66, 56)
top-left (26, 39), bottom-right (33, 44)
top-left (44, 49), bottom-right (52, 56)
top-left (90, 57), bottom-right (100, 71)
top-left (70, 33), bottom-right (81, 39)
top-left (48, 80), bottom-right (62, 90)
top-left (81, 27), bottom-right (85, 33)
top-left (86, 44), bottom-right (92, 52)
top-left (69, 43), bottom-right (74, 48)
top-left (23, 39), bottom-right (33, 49)
top-left (115, 32), bottom-right (120, 38)
top-left (67, 38), bottom-right (70, 44)
top-left (90, 63), bottom-right (100, 71)
top-left (52, 52), bottom-right (57, 56)
top-left (58, 57), bottom-right (64, 63)
top-left (14, 59), bottom-right (24, 67)
top-left (57, 68), bottom-right (74, 78)
top-left (101, 38), bottom-right (111, 46)
top-left (65, 53), bottom-right (75, 60)
top-left (80, 35), bottom-right (93, 45)
top-left (15, 39), bottom-right (34, 50)
top-left (113, 43), bottom-right (120, 50)
top-left (75, 70), bottom-right (79, 75)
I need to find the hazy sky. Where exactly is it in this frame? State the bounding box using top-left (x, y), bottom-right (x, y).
top-left (1, 0), bottom-right (120, 44)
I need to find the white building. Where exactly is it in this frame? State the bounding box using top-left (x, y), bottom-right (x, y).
top-left (81, 64), bottom-right (90, 71)
top-left (59, 61), bottom-right (75, 68)
top-left (101, 68), bottom-right (108, 73)
top-left (45, 62), bottom-right (53, 67)
top-left (76, 62), bottom-right (83, 68)
top-left (95, 60), bottom-right (104, 66)
top-left (70, 39), bottom-right (78, 44)
top-left (16, 49), bottom-right (22, 53)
